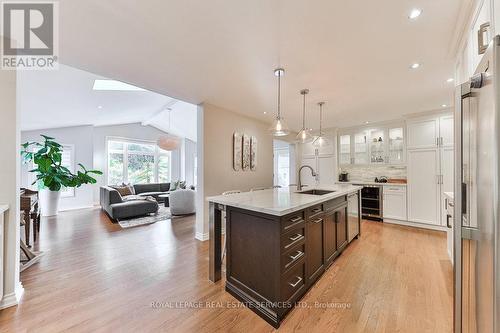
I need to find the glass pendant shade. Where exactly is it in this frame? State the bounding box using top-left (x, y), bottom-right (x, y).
top-left (296, 88), bottom-right (313, 143)
top-left (313, 101), bottom-right (330, 147)
top-left (313, 135), bottom-right (331, 147)
top-left (270, 68), bottom-right (290, 137)
top-left (269, 117), bottom-right (290, 136)
top-left (157, 135), bottom-right (181, 151)
top-left (296, 128), bottom-right (313, 143)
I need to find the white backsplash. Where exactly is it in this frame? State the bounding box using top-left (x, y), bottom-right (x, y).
top-left (339, 165), bottom-right (407, 182)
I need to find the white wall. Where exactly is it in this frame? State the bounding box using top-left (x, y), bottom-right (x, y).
top-left (21, 125), bottom-right (95, 211)
top-left (0, 40), bottom-right (21, 309)
top-left (20, 123), bottom-right (196, 208)
top-left (196, 103), bottom-right (273, 240)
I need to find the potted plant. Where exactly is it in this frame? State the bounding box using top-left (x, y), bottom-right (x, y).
top-left (21, 135), bottom-right (102, 216)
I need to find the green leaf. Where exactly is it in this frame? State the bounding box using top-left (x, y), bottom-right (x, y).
top-left (40, 134), bottom-right (55, 140)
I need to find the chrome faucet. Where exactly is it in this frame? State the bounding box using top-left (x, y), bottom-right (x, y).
top-left (297, 165), bottom-right (317, 191)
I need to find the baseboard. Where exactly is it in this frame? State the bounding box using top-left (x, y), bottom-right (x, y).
top-left (195, 232), bottom-right (209, 241)
top-left (0, 282), bottom-right (24, 310)
top-left (383, 218), bottom-right (447, 232)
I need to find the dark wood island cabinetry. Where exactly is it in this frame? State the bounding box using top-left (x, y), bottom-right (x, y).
top-left (208, 186), bottom-right (361, 328)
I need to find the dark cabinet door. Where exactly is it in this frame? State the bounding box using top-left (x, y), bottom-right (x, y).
top-left (306, 216), bottom-right (324, 283)
top-left (336, 205), bottom-right (348, 251)
top-left (323, 212), bottom-right (337, 265)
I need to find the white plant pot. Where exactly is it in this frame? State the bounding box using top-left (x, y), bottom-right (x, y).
top-left (40, 189), bottom-right (61, 217)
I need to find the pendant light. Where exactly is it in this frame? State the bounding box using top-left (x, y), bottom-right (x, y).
top-left (296, 89), bottom-right (313, 143)
top-left (313, 102), bottom-right (331, 147)
top-left (269, 68), bottom-right (290, 136)
top-left (157, 108), bottom-right (181, 151)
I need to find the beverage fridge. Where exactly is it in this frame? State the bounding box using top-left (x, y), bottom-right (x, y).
top-left (454, 35), bottom-right (500, 332)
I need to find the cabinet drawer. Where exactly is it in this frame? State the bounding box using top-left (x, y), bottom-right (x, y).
top-left (281, 226), bottom-right (305, 252)
top-left (282, 243), bottom-right (305, 273)
top-left (306, 204), bottom-right (324, 218)
top-left (281, 262), bottom-right (306, 303)
top-left (324, 196), bottom-right (347, 211)
top-left (384, 186), bottom-right (406, 192)
top-left (281, 211), bottom-right (305, 232)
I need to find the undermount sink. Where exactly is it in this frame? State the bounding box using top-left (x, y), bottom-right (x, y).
top-left (298, 189), bottom-right (335, 195)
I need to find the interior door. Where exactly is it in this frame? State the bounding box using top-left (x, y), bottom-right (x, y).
top-left (317, 156), bottom-right (335, 186)
top-left (300, 156), bottom-right (317, 187)
top-left (407, 149), bottom-right (440, 225)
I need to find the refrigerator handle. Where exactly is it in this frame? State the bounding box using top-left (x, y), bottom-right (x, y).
top-left (461, 182), bottom-right (467, 215)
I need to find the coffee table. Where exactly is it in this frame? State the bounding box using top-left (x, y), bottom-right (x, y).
top-left (158, 193), bottom-right (170, 207)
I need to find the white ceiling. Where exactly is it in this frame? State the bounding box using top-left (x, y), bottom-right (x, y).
top-left (54, 0), bottom-right (462, 130)
top-left (18, 64), bottom-right (198, 141)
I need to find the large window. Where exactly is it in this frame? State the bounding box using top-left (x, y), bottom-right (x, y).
top-left (274, 146), bottom-right (290, 187)
top-left (107, 139), bottom-right (171, 185)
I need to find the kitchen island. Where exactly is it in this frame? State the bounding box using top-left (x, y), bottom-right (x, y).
top-left (207, 184), bottom-right (362, 328)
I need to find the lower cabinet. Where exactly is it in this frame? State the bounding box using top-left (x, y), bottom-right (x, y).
top-left (306, 214), bottom-right (324, 283)
top-left (225, 195), bottom-right (357, 329)
top-left (382, 185), bottom-right (407, 221)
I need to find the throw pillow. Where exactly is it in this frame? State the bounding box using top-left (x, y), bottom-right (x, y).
top-left (179, 181), bottom-right (186, 189)
top-left (112, 185), bottom-right (134, 197)
top-left (170, 181), bottom-right (179, 191)
top-left (121, 183), bottom-right (135, 195)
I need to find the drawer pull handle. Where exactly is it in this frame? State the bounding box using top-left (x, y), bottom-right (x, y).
top-left (289, 250), bottom-right (304, 261)
top-left (312, 218), bottom-right (323, 224)
top-left (289, 216), bottom-right (303, 223)
top-left (311, 208), bottom-right (322, 213)
top-left (289, 276), bottom-right (303, 288)
top-left (289, 234), bottom-right (303, 242)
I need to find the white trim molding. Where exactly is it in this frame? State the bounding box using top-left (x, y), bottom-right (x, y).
top-left (195, 232), bottom-right (209, 242)
top-left (383, 219), bottom-right (447, 232)
top-left (0, 282), bottom-right (24, 310)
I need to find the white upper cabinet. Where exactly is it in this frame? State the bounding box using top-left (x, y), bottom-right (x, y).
top-left (353, 131), bottom-right (369, 164)
top-left (388, 127), bottom-right (405, 164)
top-left (338, 123), bottom-right (405, 166)
top-left (369, 128), bottom-right (385, 164)
top-left (407, 118), bottom-right (439, 149)
top-left (302, 141), bottom-right (316, 157)
top-left (439, 115), bottom-right (454, 147)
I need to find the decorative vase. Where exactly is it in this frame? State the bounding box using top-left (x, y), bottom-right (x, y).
top-left (40, 189), bottom-right (61, 216)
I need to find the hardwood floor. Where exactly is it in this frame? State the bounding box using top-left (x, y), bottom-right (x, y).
top-left (0, 208), bottom-right (453, 332)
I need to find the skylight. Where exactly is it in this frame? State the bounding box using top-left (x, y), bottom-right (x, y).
top-left (92, 79), bottom-right (146, 91)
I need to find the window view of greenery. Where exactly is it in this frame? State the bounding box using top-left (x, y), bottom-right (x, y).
top-left (108, 153), bottom-right (124, 185)
top-left (158, 153), bottom-right (171, 183)
top-left (107, 140), bottom-right (171, 185)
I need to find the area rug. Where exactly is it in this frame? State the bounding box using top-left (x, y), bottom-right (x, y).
top-left (118, 206), bottom-right (172, 229)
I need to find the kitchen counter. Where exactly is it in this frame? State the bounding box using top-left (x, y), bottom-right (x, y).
top-left (207, 185), bottom-right (362, 328)
top-left (444, 192), bottom-right (454, 200)
top-left (336, 181), bottom-right (407, 186)
top-left (207, 184), bottom-right (362, 216)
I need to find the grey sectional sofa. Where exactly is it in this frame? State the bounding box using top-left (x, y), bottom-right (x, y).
top-left (133, 183), bottom-right (171, 204)
top-left (100, 186), bottom-right (159, 221)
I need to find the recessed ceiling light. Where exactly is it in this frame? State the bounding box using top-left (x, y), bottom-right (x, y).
top-left (447, 78), bottom-right (454, 83)
top-left (263, 111), bottom-right (267, 114)
top-left (93, 79), bottom-right (145, 91)
top-left (97, 105), bottom-right (103, 109)
top-left (365, 121), bottom-right (370, 124)
top-left (410, 63), bottom-right (421, 69)
top-left (408, 8), bottom-right (422, 20)
top-left (442, 104), bottom-right (448, 108)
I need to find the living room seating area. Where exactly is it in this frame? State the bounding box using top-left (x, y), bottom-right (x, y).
top-left (100, 182), bottom-right (196, 221)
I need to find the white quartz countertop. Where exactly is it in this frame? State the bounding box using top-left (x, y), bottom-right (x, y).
top-left (207, 184), bottom-right (362, 216)
top-left (444, 192), bottom-right (454, 200)
top-left (0, 204), bottom-right (9, 214)
top-left (336, 181), bottom-right (407, 187)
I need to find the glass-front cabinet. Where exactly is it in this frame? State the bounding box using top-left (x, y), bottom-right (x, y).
top-left (338, 123), bottom-right (405, 166)
top-left (339, 134), bottom-right (351, 164)
top-left (353, 131), bottom-right (369, 164)
top-left (388, 127), bottom-right (404, 164)
top-left (369, 128), bottom-right (385, 164)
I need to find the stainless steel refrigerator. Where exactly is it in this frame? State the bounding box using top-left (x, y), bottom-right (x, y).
top-left (454, 35), bottom-right (500, 332)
